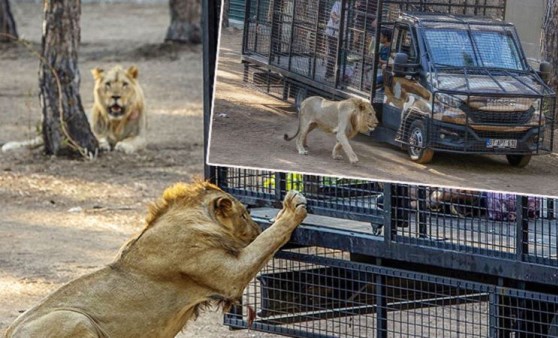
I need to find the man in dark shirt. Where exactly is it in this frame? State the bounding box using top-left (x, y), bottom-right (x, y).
top-left (377, 28), bottom-right (392, 85)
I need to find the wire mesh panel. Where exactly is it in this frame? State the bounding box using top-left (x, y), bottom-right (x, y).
top-left (381, 0), bottom-right (506, 21)
top-left (391, 186), bottom-right (558, 265)
top-left (224, 245), bottom-right (558, 337)
top-left (216, 167), bottom-right (384, 223)
top-left (214, 167), bottom-right (558, 268)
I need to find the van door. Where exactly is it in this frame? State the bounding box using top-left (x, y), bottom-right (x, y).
top-left (382, 23), bottom-right (419, 131)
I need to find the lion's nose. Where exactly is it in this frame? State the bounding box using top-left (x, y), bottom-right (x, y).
top-left (112, 95), bottom-right (121, 101)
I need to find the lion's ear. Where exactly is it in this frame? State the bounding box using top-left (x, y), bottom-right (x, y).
top-left (214, 196), bottom-right (233, 216)
top-left (127, 65), bottom-right (139, 79)
top-left (357, 100), bottom-right (367, 111)
top-left (91, 68), bottom-right (104, 80)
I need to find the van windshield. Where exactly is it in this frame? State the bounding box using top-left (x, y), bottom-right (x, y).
top-left (423, 27), bottom-right (525, 71)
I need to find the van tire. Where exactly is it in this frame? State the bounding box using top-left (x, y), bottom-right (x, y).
top-left (506, 154), bottom-right (531, 168)
top-left (407, 119), bottom-right (434, 164)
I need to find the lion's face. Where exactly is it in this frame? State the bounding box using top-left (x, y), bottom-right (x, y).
top-left (212, 193), bottom-right (262, 245)
top-left (92, 65), bottom-right (140, 120)
top-left (357, 100), bottom-right (379, 133)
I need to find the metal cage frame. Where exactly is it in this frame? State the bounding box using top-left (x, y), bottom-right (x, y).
top-left (203, 2), bottom-right (558, 337)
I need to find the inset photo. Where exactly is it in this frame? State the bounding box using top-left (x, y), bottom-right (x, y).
top-left (209, 0), bottom-right (558, 197)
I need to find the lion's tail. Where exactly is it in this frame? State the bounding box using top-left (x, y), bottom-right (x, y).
top-left (283, 128), bottom-right (300, 142)
top-left (284, 103), bottom-right (303, 142)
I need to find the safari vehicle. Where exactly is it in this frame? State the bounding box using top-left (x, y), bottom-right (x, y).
top-left (240, 0), bottom-right (556, 167)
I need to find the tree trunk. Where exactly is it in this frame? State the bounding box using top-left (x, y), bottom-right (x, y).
top-left (221, 0), bottom-right (229, 28)
top-left (542, 0), bottom-right (558, 93)
top-left (40, 0), bottom-right (97, 156)
top-left (165, 0), bottom-right (201, 44)
top-left (0, 0), bottom-right (17, 42)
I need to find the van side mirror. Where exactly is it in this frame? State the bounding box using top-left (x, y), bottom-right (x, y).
top-left (393, 53), bottom-right (409, 77)
top-left (539, 61), bottom-right (552, 84)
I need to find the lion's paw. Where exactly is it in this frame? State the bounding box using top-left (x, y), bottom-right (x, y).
top-left (332, 154), bottom-right (343, 160)
top-left (298, 149), bottom-right (308, 155)
top-left (349, 156), bottom-right (359, 165)
top-left (98, 139), bottom-right (111, 152)
top-left (114, 142), bottom-right (137, 154)
top-left (282, 190), bottom-right (307, 221)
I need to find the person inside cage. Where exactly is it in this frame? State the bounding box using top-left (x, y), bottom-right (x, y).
top-left (353, 0), bottom-right (378, 50)
top-left (325, 0), bottom-right (342, 80)
top-left (376, 28), bottom-right (392, 86)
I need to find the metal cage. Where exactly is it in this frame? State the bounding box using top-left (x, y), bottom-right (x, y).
top-left (213, 166), bottom-right (558, 337)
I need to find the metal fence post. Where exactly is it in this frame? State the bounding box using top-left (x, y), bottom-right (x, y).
top-left (516, 195), bottom-right (529, 261)
top-left (383, 183), bottom-right (393, 242)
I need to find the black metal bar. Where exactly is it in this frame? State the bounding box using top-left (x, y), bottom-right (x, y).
top-left (202, 0), bottom-right (218, 181)
top-left (516, 195), bottom-right (529, 261)
top-left (383, 183), bottom-right (392, 242)
top-left (370, 0), bottom-right (383, 96)
top-left (224, 317), bottom-right (338, 338)
top-left (334, 0), bottom-right (348, 88)
top-left (489, 289), bottom-right (499, 338)
top-left (287, 0), bottom-right (297, 72)
top-left (376, 259), bottom-right (388, 338)
top-left (242, 0), bottom-right (252, 55)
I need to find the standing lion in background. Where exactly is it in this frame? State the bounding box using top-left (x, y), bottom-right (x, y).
top-left (5, 181), bottom-right (308, 337)
top-left (284, 96), bottom-right (378, 164)
top-left (91, 65), bottom-right (147, 154)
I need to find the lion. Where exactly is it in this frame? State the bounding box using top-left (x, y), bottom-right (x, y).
top-left (284, 96), bottom-right (378, 164)
top-left (91, 65), bottom-right (147, 154)
top-left (1, 65), bottom-right (146, 155)
top-left (5, 181), bottom-right (308, 338)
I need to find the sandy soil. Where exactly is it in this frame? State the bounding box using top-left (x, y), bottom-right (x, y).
top-left (0, 3), bottom-right (277, 337)
top-left (209, 29), bottom-right (558, 197)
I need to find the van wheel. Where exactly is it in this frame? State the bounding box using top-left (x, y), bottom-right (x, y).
top-left (506, 154), bottom-right (531, 168)
top-left (407, 120), bottom-right (434, 164)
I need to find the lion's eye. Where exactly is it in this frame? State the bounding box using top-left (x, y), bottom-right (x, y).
top-left (122, 82), bottom-right (128, 88)
top-left (105, 82), bottom-right (111, 88)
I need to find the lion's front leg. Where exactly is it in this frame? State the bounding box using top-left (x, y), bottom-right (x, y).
top-left (336, 132), bottom-right (359, 164)
top-left (97, 137), bottom-right (111, 152)
top-left (114, 136), bottom-right (146, 154)
top-left (192, 191), bottom-right (307, 299)
top-left (332, 142), bottom-right (343, 160)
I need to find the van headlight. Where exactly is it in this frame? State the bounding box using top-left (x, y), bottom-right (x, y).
top-left (435, 93), bottom-right (467, 124)
top-left (436, 93), bottom-right (466, 109)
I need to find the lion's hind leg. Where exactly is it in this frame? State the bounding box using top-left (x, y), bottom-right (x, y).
top-left (8, 310), bottom-right (104, 338)
top-left (1, 136), bottom-right (43, 153)
top-left (296, 122), bottom-right (316, 155)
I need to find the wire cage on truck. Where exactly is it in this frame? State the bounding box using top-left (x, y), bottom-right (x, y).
top-left (240, 0), bottom-right (556, 166)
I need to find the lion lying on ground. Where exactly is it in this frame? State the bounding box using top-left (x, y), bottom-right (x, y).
top-left (91, 65), bottom-right (147, 154)
top-left (5, 181), bottom-right (307, 338)
top-left (284, 96), bottom-right (378, 164)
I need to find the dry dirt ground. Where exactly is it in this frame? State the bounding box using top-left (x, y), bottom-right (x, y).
top-left (209, 29), bottom-right (558, 197)
top-left (0, 3), bottom-right (278, 337)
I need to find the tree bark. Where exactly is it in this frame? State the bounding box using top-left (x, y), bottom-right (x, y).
top-left (542, 0), bottom-right (558, 93)
top-left (0, 0), bottom-right (17, 42)
top-left (40, 0), bottom-right (98, 156)
top-left (165, 0), bottom-right (201, 44)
